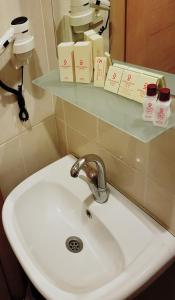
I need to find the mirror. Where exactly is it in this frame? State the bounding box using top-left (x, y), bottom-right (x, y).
top-left (110, 0), bottom-right (175, 74)
top-left (51, 0), bottom-right (175, 75)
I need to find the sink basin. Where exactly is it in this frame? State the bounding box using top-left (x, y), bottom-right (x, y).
top-left (2, 155), bottom-right (175, 300)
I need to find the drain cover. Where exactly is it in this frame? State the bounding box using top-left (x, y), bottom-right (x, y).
top-left (66, 236), bottom-right (83, 253)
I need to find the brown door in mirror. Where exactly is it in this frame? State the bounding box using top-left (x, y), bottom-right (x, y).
top-left (126, 0), bottom-right (175, 73)
top-left (110, 0), bottom-right (175, 74)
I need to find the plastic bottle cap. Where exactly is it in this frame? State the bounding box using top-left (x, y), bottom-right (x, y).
top-left (159, 88), bottom-right (170, 102)
top-left (147, 84), bottom-right (157, 96)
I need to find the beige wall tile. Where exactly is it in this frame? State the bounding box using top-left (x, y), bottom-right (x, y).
top-left (20, 117), bottom-right (60, 176)
top-left (98, 120), bottom-right (148, 172)
top-left (54, 98), bottom-right (65, 121)
top-left (64, 102), bottom-right (98, 140)
top-left (0, 137), bottom-right (27, 198)
top-left (0, 96), bottom-right (20, 144)
top-left (98, 148), bottom-right (145, 206)
top-left (144, 178), bottom-right (175, 235)
top-left (56, 118), bottom-right (68, 157)
top-left (147, 129), bottom-right (175, 194)
top-left (67, 126), bottom-right (100, 158)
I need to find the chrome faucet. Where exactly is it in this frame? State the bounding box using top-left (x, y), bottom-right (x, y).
top-left (70, 154), bottom-right (109, 204)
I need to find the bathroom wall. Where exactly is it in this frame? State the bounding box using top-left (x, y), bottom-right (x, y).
top-left (55, 99), bottom-right (175, 236)
top-left (0, 0), bottom-right (60, 198)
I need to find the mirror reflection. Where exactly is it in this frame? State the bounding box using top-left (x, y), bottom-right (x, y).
top-left (110, 0), bottom-right (175, 74)
top-left (52, 0), bottom-right (175, 75)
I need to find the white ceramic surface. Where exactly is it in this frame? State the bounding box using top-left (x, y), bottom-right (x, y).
top-left (2, 155), bottom-right (175, 300)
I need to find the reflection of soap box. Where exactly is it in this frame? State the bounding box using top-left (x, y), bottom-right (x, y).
top-left (94, 57), bottom-right (107, 88)
top-left (104, 66), bottom-right (123, 94)
top-left (88, 34), bottom-right (104, 63)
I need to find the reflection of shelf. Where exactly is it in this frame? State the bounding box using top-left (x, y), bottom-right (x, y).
top-left (33, 69), bottom-right (175, 143)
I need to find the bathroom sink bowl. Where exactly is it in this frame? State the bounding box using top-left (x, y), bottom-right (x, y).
top-left (2, 155), bottom-right (175, 300)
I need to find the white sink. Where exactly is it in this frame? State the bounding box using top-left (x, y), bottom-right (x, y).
top-left (2, 155), bottom-right (175, 300)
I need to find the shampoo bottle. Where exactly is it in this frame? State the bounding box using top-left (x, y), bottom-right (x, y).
top-left (142, 84), bottom-right (157, 121)
top-left (153, 88), bottom-right (171, 128)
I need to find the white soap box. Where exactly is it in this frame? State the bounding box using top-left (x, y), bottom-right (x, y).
top-left (57, 42), bottom-right (75, 82)
top-left (74, 41), bottom-right (93, 83)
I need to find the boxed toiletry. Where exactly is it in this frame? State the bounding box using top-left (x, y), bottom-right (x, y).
top-left (57, 42), bottom-right (75, 82)
top-left (94, 57), bottom-right (107, 87)
top-left (88, 34), bottom-right (104, 63)
top-left (114, 63), bottom-right (166, 103)
top-left (104, 65), bottom-right (123, 94)
top-left (74, 41), bottom-right (93, 83)
top-left (105, 52), bottom-right (113, 69)
top-left (118, 69), bottom-right (139, 100)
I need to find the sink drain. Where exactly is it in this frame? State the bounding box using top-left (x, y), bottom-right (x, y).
top-left (66, 236), bottom-right (83, 253)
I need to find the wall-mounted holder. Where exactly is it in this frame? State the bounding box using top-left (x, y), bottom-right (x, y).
top-left (0, 67), bottom-right (29, 122)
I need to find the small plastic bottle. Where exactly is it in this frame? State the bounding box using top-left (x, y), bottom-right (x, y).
top-left (142, 84), bottom-right (157, 121)
top-left (153, 88), bottom-right (171, 128)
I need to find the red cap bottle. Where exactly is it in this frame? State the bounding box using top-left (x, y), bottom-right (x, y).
top-left (158, 88), bottom-right (170, 102)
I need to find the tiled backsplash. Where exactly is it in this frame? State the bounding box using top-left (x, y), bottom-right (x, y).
top-left (56, 99), bottom-right (175, 236)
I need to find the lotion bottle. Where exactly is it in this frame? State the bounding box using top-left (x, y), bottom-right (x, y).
top-left (142, 84), bottom-right (157, 121)
top-left (153, 88), bottom-right (171, 128)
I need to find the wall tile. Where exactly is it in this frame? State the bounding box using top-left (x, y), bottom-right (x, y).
top-left (54, 98), bottom-right (65, 121)
top-left (67, 126), bottom-right (100, 158)
top-left (98, 148), bottom-right (145, 206)
top-left (56, 118), bottom-right (68, 157)
top-left (0, 95), bottom-right (20, 145)
top-left (144, 178), bottom-right (175, 235)
top-left (147, 129), bottom-right (175, 194)
top-left (0, 137), bottom-right (27, 198)
top-left (98, 120), bottom-right (148, 172)
top-left (20, 117), bottom-right (60, 176)
top-left (64, 102), bottom-right (98, 140)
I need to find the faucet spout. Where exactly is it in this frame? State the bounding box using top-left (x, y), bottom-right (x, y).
top-left (70, 154), bottom-right (109, 204)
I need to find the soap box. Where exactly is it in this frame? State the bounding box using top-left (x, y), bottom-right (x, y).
top-left (94, 57), bottom-right (107, 88)
top-left (57, 42), bottom-right (75, 82)
top-left (104, 66), bottom-right (123, 94)
top-left (118, 70), bottom-right (140, 100)
top-left (74, 41), bottom-right (93, 83)
top-left (115, 63), bottom-right (166, 103)
top-left (89, 34), bottom-right (104, 63)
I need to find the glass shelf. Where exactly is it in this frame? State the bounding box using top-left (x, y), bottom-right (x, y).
top-left (33, 69), bottom-right (175, 143)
